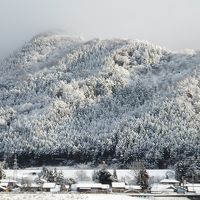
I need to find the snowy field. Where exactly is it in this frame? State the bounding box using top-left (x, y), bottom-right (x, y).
top-left (154, 198), bottom-right (189, 200)
top-left (5, 168), bottom-right (173, 183)
top-left (0, 193), bottom-right (190, 200)
top-left (0, 193), bottom-right (146, 200)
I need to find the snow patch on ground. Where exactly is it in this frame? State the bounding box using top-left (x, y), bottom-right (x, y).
top-left (0, 193), bottom-right (146, 200)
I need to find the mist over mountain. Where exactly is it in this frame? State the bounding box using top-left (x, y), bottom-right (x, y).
top-left (0, 32), bottom-right (200, 168)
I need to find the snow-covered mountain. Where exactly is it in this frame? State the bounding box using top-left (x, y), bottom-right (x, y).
top-left (0, 32), bottom-right (200, 168)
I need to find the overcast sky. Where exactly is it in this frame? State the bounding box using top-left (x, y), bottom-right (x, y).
top-left (0, 0), bottom-right (200, 61)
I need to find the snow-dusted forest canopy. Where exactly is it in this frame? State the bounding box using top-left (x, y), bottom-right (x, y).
top-left (0, 32), bottom-right (200, 168)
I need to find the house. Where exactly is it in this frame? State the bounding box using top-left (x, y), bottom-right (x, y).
top-left (151, 184), bottom-right (175, 194)
top-left (21, 183), bottom-right (41, 192)
top-left (101, 184), bottom-right (110, 193)
top-left (0, 179), bottom-right (18, 191)
top-left (184, 183), bottom-right (200, 193)
top-left (50, 184), bottom-right (61, 193)
top-left (42, 182), bottom-right (58, 192)
top-left (40, 178), bottom-right (47, 183)
top-left (175, 186), bottom-right (187, 194)
top-left (0, 185), bottom-right (7, 192)
top-left (125, 185), bottom-right (141, 193)
top-left (76, 183), bottom-right (103, 193)
top-left (112, 182), bottom-right (126, 192)
top-left (72, 182), bottom-right (110, 193)
top-left (151, 178), bottom-right (180, 194)
top-left (0, 182), bottom-right (8, 188)
top-left (160, 179), bottom-right (179, 186)
top-left (0, 179), bottom-right (17, 187)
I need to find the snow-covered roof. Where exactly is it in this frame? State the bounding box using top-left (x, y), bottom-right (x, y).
top-left (185, 183), bottom-right (200, 187)
top-left (0, 179), bottom-right (17, 183)
top-left (0, 185), bottom-right (7, 190)
top-left (16, 183), bottom-right (22, 187)
top-left (50, 185), bottom-right (61, 193)
top-left (29, 183), bottom-right (41, 188)
top-left (76, 183), bottom-right (102, 189)
top-left (101, 184), bottom-right (110, 189)
top-left (160, 179), bottom-right (179, 184)
top-left (125, 185), bottom-right (141, 190)
top-left (40, 178), bottom-right (48, 183)
top-left (0, 182), bottom-right (8, 187)
top-left (43, 182), bottom-right (56, 188)
top-left (151, 184), bottom-right (175, 192)
top-left (112, 182), bottom-right (126, 188)
top-left (185, 183), bottom-right (200, 193)
top-left (73, 182), bottom-right (109, 190)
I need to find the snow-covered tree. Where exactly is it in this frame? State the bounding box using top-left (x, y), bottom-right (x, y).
top-left (0, 32), bottom-right (200, 169)
top-left (0, 162), bottom-right (6, 179)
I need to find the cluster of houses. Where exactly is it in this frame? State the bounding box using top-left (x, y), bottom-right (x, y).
top-left (0, 178), bottom-right (67, 193)
top-left (151, 179), bottom-right (200, 194)
top-left (0, 177), bottom-right (200, 194)
top-left (72, 182), bottom-right (140, 193)
top-left (0, 179), bottom-right (20, 192)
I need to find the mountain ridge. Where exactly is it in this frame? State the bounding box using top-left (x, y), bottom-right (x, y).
top-left (0, 33), bottom-right (200, 168)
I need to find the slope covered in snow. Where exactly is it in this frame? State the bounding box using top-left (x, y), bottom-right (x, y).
top-left (0, 32), bottom-right (200, 168)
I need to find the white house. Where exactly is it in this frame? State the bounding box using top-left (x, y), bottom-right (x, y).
top-left (40, 178), bottom-right (47, 183)
top-left (42, 182), bottom-right (57, 192)
top-left (150, 178), bottom-right (179, 194)
top-left (184, 183), bottom-right (200, 193)
top-left (0, 179), bottom-right (18, 191)
top-left (0, 179), bottom-right (17, 185)
top-left (160, 179), bottom-right (179, 186)
top-left (50, 185), bottom-right (61, 193)
top-left (151, 183), bottom-right (175, 194)
top-left (72, 182), bottom-right (110, 193)
top-left (0, 185), bottom-right (7, 192)
top-left (21, 183), bottom-right (41, 192)
top-left (0, 182), bottom-right (8, 188)
top-left (112, 182), bottom-right (126, 192)
top-left (125, 185), bottom-right (141, 193)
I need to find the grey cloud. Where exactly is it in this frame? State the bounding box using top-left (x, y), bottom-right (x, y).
top-left (0, 0), bottom-right (200, 61)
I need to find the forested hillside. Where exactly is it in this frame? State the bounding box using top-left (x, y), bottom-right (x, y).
top-left (0, 32), bottom-right (200, 168)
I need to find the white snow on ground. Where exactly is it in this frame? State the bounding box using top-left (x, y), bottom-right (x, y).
top-left (0, 193), bottom-right (191, 200)
top-left (5, 169), bottom-right (172, 183)
top-left (154, 198), bottom-right (189, 200)
top-left (0, 193), bottom-right (146, 200)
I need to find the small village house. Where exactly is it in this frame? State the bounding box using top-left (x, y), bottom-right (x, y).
top-left (159, 179), bottom-right (179, 186)
top-left (111, 182), bottom-right (126, 192)
top-left (42, 182), bottom-right (59, 192)
top-left (101, 184), bottom-right (110, 193)
top-left (184, 183), bottom-right (200, 193)
top-left (72, 182), bottom-right (110, 193)
top-left (50, 184), bottom-right (61, 193)
top-left (0, 179), bottom-right (18, 191)
top-left (150, 178), bottom-right (179, 194)
top-left (21, 183), bottom-right (41, 192)
top-left (125, 185), bottom-right (141, 193)
top-left (151, 184), bottom-right (175, 194)
top-left (0, 185), bottom-right (7, 192)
